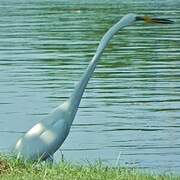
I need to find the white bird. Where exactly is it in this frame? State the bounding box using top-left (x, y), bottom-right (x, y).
top-left (12, 13), bottom-right (173, 162)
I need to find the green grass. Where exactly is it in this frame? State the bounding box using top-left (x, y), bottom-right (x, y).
top-left (0, 155), bottom-right (179, 180)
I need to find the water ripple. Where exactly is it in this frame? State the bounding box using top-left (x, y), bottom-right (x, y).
top-left (0, 0), bottom-right (179, 173)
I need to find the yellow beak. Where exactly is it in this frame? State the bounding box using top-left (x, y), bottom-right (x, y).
top-left (136, 16), bottom-right (174, 24)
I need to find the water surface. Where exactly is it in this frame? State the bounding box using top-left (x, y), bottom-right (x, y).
top-left (0, 0), bottom-right (180, 173)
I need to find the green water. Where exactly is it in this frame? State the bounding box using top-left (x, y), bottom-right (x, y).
top-left (0, 0), bottom-right (179, 173)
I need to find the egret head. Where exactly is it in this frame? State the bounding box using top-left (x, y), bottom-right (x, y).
top-left (119, 13), bottom-right (173, 28)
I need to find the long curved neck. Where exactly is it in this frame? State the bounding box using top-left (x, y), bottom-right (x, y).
top-left (68, 19), bottom-right (126, 115)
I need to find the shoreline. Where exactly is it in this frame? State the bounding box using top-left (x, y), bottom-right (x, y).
top-left (0, 155), bottom-right (179, 180)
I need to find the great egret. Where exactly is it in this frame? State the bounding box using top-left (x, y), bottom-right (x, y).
top-left (12, 13), bottom-right (173, 162)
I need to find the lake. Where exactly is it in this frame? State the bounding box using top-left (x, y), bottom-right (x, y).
top-left (0, 0), bottom-right (179, 174)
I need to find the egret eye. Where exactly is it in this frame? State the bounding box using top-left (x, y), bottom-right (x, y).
top-left (136, 16), bottom-right (144, 21)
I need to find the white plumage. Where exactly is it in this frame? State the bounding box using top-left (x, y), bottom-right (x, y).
top-left (12, 13), bottom-right (173, 162)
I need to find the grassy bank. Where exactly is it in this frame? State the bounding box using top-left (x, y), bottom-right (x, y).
top-left (0, 156), bottom-right (179, 180)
